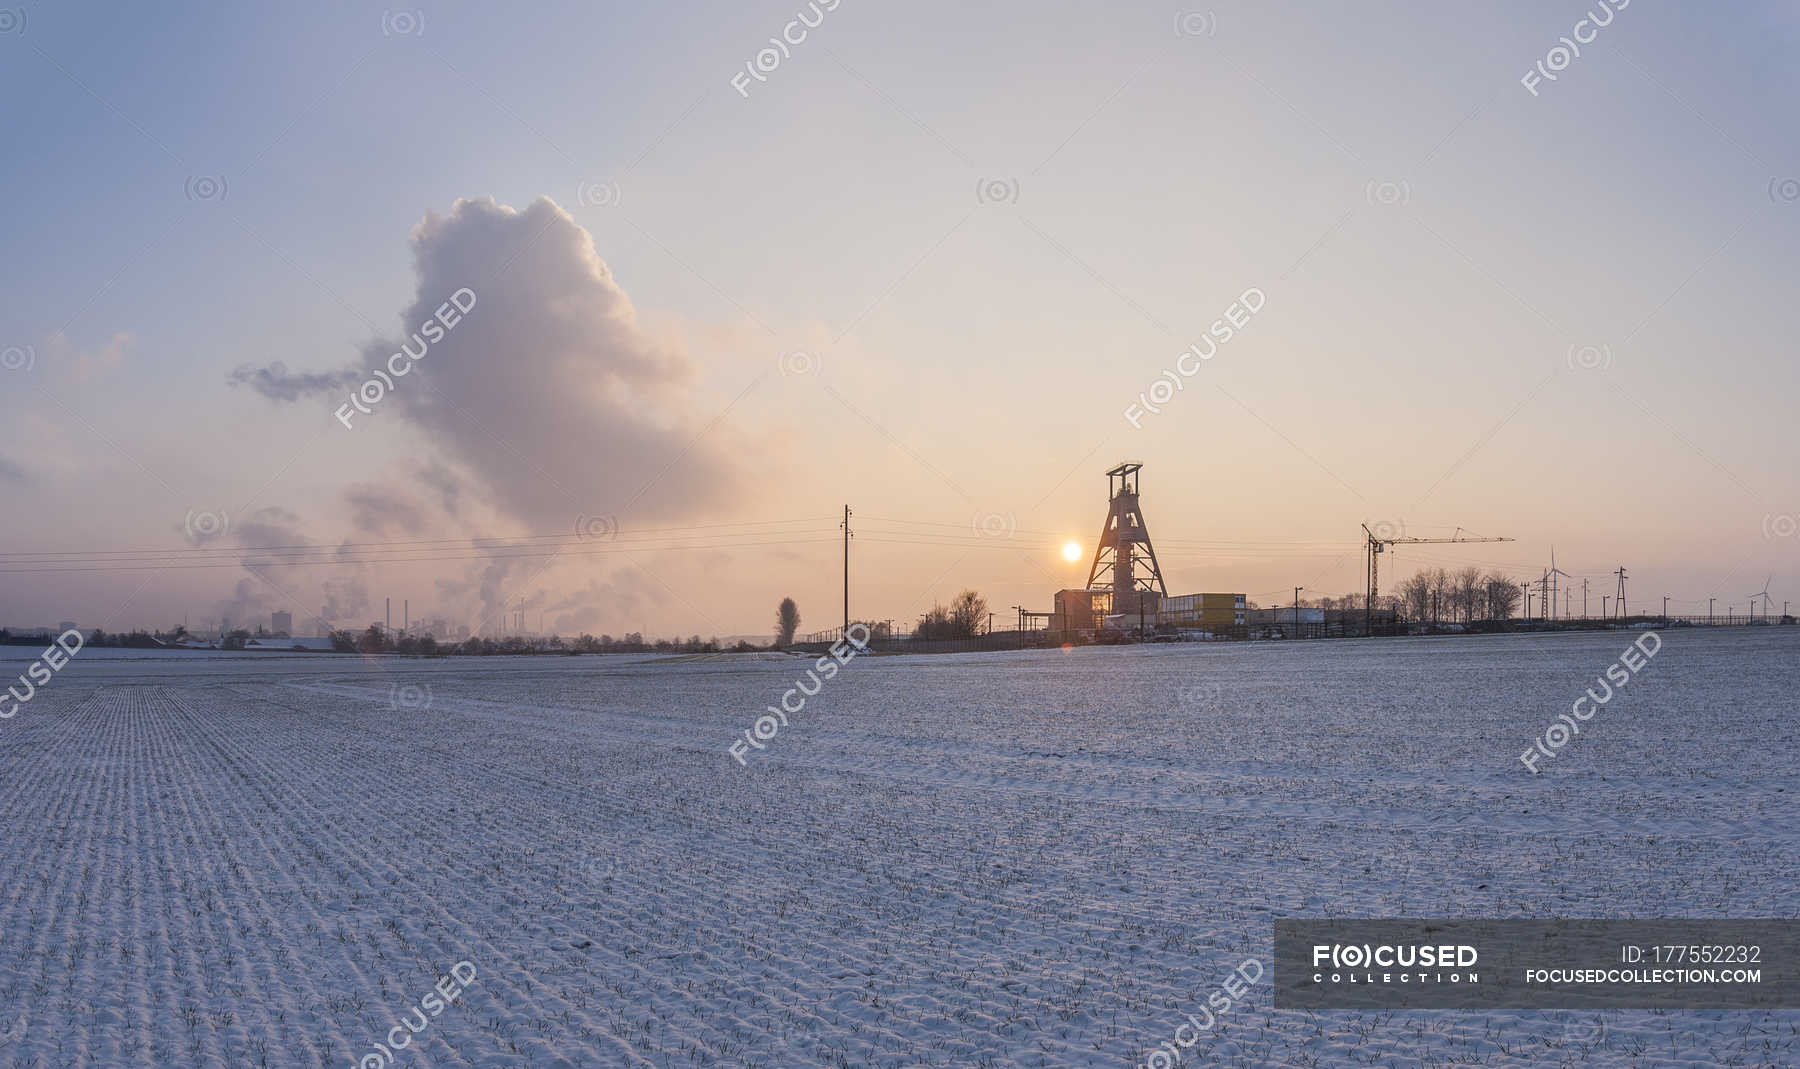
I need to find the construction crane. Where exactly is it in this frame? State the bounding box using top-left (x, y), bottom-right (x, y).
top-left (1363, 524), bottom-right (1515, 635)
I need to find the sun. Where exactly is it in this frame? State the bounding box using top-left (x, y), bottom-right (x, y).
top-left (1061, 541), bottom-right (1083, 563)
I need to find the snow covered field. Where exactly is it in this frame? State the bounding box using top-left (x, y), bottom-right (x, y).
top-left (1, 628), bottom-right (1796, 1067)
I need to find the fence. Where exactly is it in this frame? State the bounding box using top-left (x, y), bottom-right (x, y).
top-left (783, 613), bottom-right (1794, 656)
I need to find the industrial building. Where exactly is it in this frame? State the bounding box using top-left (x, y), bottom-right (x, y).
top-left (1161, 593), bottom-right (1247, 630)
top-left (1039, 464), bottom-right (1244, 637)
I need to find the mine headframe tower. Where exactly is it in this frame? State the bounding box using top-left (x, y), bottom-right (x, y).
top-left (1086, 462), bottom-right (1168, 619)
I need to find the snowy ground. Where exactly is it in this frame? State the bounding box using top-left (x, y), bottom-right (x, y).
top-left (0, 628), bottom-right (1796, 1067)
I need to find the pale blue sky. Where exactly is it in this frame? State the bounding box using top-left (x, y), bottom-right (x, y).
top-left (2, 1), bottom-right (1797, 634)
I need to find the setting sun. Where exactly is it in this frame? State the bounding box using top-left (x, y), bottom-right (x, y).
top-left (1061, 541), bottom-right (1082, 563)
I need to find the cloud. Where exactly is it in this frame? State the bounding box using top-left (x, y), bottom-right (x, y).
top-left (433, 554), bottom-right (536, 636)
top-left (228, 361), bottom-right (360, 402)
top-left (234, 506), bottom-right (308, 553)
top-left (229, 195), bottom-right (748, 530)
top-left (45, 331), bottom-right (131, 382)
top-left (321, 573), bottom-right (373, 630)
top-left (542, 571), bottom-right (655, 634)
top-left (414, 460), bottom-right (462, 518)
top-left (345, 483), bottom-right (429, 536)
top-left (218, 508), bottom-right (317, 630)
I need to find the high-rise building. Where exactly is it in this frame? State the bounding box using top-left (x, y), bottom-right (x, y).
top-left (271, 610), bottom-right (293, 636)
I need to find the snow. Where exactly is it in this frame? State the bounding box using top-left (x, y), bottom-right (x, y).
top-left (0, 629), bottom-right (1795, 1067)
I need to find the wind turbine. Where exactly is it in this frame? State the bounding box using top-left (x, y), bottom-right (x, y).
top-left (1548, 548), bottom-right (1573, 621)
top-left (1749, 577), bottom-right (1773, 621)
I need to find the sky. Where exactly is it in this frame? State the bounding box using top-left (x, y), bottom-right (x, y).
top-left (2, 0), bottom-right (1797, 638)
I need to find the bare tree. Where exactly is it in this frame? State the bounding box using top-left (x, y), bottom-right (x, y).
top-left (1397, 573), bottom-right (1432, 624)
top-left (1426, 567), bottom-right (1451, 626)
top-left (915, 605), bottom-right (954, 641)
top-left (949, 589), bottom-right (988, 637)
top-left (1454, 566), bottom-right (1483, 622)
top-left (914, 591), bottom-right (989, 641)
top-left (1483, 572), bottom-right (1521, 619)
top-left (775, 597), bottom-right (801, 647)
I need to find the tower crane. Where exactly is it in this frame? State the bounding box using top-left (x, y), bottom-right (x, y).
top-left (1363, 524), bottom-right (1515, 635)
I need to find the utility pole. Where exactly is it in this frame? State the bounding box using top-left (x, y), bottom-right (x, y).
top-left (1524, 586), bottom-right (1532, 618)
top-left (987, 611), bottom-right (994, 635)
top-left (1614, 566), bottom-right (1628, 619)
top-left (1295, 587), bottom-right (1303, 638)
top-left (841, 505), bottom-right (852, 639)
top-left (1582, 578), bottom-right (1589, 619)
top-left (1663, 595), bottom-right (1669, 620)
top-left (1602, 595), bottom-right (1610, 618)
top-left (1709, 597), bottom-right (1715, 624)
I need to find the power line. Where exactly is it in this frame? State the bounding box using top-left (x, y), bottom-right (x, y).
top-left (0, 535), bottom-right (844, 574)
top-left (0, 516), bottom-right (841, 560)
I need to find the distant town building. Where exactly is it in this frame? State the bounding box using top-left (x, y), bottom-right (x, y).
top-left (243, 636), bottom-right (336, 652)
top-left (270, 611), bottom-right (293, 636)
top-left (1245, 607), bottom-right (1324, 628)
top-left (420, 618), bottom-right (467, 642)
top-left (1053, 588), bottom-right (1110, 631)
top-left (57, 621), bottom-right (77, 634)
top-left (1160, 594), bottom-right (1246, 630)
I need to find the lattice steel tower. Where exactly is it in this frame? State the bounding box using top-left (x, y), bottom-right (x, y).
top-left (1086, 462), bottom-right (1168, 614)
